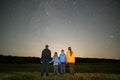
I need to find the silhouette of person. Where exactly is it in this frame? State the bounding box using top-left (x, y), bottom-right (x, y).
top-left (66, 47), bottom-right (75, 75)
top-left (41, 45), bottom-right (51, 76)
top-left (59, 49), bottom-right (66, 75)
top-left (50, 52), bottom-right (60, 75)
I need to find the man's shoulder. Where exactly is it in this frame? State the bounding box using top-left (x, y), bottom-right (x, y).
top-left (43, 49), bottom-right (49, 51)
top-left (46, 49), bottom-right (51, 52)
top-left (47, 49), bottom-right (51, 52)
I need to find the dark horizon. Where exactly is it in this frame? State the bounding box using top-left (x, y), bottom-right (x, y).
top-left (0, 54), bottom-right (119, 60)
top-left (1, 54), bottom-right (120, 64)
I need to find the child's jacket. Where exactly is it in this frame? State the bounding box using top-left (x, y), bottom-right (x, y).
top-left (50, 56), bottom-right (60, 65)
top-left (59, 53), bottom-right (66, 63)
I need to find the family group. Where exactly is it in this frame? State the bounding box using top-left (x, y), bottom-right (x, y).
top-left (41, 45), bottom-right (75, 76)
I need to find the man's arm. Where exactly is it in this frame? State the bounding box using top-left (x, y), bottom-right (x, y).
top-left (41, 50), bottom-right (43, 62)
top-left (49, 50), bottom-right (51, 60)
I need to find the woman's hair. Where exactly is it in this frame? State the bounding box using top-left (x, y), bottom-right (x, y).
top-left (68, 47), bottom-right (73, 56)
top-left (54, 52), bottom-right (58, 57)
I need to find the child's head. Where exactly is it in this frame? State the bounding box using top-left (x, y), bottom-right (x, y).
top-left (61, 49), bottom-right (64, 53)
top-left (54, 52), bottom-right (58, 57)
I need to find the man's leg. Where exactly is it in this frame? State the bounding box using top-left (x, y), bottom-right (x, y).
top-left (46, 61), bottom-right (49, 76)
top-left (41, 60), bottom-right (45, 76)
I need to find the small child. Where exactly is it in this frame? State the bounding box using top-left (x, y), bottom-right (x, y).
top-left (50, 52), bottom-right (60, 75)
top-left (59, 49), bottom-right (66, 75)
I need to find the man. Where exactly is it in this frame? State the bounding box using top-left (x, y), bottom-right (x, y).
top-left (41, 45), bottom-right (51, 76)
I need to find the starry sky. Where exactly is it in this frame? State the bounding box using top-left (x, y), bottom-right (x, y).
top-left (0, 0), bottom-right (120, 59)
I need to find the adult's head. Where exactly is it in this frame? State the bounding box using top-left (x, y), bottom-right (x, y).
top-left (45, 45), bottom-right (49, 49)
top-left (68, 47), bottom-right (72, 51)
top-left (68, 47), bottom-right (73, 56)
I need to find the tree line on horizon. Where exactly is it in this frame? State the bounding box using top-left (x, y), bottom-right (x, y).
top-left (0, 54), bottom-right (119, 64)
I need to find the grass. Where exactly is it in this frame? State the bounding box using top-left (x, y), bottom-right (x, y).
top-left (0, 63), bottom-right (120, 80)
top-left (0, 63), bottom-right (120, 73)
top-left (0, 72), bottom-right (120, 80)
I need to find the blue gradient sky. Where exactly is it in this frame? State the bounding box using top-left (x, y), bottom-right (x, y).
top-left (0, 0), bottom-right (120, 59)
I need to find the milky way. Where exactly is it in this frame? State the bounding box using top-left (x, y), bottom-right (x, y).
top-left (0, 0), bottom-right (120, 59)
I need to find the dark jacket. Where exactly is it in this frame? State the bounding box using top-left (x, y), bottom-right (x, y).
top-left (41, 48), bottom-right (51, 61)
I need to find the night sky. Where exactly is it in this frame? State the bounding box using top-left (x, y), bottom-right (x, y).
top-left (0, 0), bottom-right (120, 59)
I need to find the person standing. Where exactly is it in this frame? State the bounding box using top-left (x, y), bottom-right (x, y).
top-left (50, 52), bottom-right (60, 75)
top-left (66, 47), bottom-right (75, 75)
top-left (59, 49), bottom-right (66, 75)
top-left (41, 45), bottom-right (51, 76)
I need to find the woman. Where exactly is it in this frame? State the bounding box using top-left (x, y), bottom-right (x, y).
top-left (66, 47), bottom-right (75, 75)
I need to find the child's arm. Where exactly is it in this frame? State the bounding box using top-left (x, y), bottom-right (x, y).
top-left (58, 60), bottom-right (60, 64)
top-left (49, 58), bottom-right (54, 63)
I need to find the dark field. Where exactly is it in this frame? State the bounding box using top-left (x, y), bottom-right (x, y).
top-left (0, 63), bottom-right (120, 80)
top-left (0, 63), bottom-right (120, 73)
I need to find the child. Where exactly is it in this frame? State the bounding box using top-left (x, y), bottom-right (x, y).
top-left (59, 49), bottom-right (66, 75)
top-left (50, 52), bottom-right (60, 75)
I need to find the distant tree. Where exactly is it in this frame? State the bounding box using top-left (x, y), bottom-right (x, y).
top-left (0, 54), bottom-right (119, 64)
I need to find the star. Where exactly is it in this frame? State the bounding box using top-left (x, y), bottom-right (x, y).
top-left (73, 1), bottom-right (76, 5)
top-left (46, 12), bottom-right (49, 15)
top-left (110, 35), bottom-right (114, 39)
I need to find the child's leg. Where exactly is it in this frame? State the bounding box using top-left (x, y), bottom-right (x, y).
top-left (56, 65), bottom-right (58, 74)
top-left (60, 63), bottom-right (63, 74)
top-left (63, 63), bottom-right (66, 74)
top-left (54, 65), bottom-right (58, 75)
top-left (54, 65), bottom-right (56, 74)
